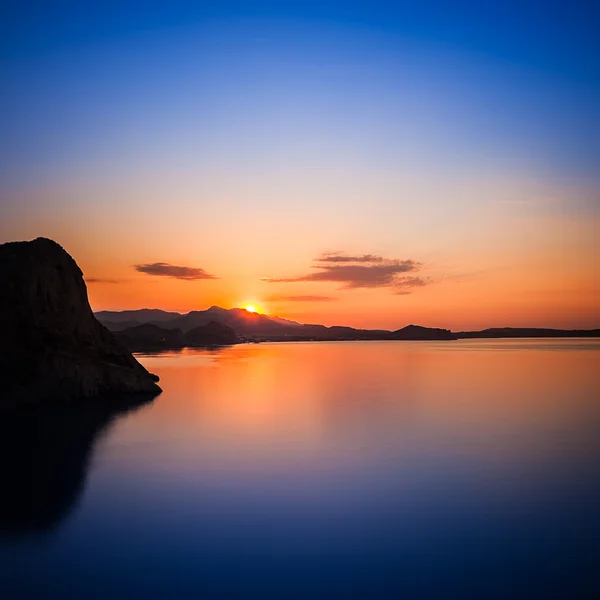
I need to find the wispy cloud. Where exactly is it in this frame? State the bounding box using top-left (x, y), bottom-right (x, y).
top-left (134, 262), bottom-right (217, 280)
top-left (317, 253), bottom-right (385, 263)
top-left (263, 252), bottom-right (424, 290)
top-left (84, 277), bottom-right (122, 284)
top-left (393, 276), bottom-right (429, 293)
top-left (267, 294), bottom-right (338, 302)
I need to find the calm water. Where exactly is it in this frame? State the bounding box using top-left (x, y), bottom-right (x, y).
top-left (1, 340), bottom-right (600, 599)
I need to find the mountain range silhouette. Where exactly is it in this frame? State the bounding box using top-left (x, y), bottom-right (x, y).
top-left (95, 307), bottom-right (600, 350)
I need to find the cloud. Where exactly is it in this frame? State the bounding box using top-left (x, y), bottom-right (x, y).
top-left (267, 294), bottom-right (338, 302)
top-left (395, 276), bottom-right (428, 288)
top-left (134, 262), bottom-right (217, 280)
top-left (264, 252), bottom-right (423, 290)
top-left (84, 277), bottom-right (122, 284)
top-left (317, 253), bottom-right (385, 263)
top-left (393, 276), bottom-right (430, 294)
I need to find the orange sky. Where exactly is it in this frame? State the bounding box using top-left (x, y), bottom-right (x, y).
top-left (2, 12), bottom-right (599, 330)
top-left (3, 172), bottom-right (598, 330)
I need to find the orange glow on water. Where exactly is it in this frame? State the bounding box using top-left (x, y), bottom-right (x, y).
top-left (121, 340), bottom-right (600, 470)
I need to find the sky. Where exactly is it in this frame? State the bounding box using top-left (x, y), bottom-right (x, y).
top-left (1, 0), bottom-right (599, 330)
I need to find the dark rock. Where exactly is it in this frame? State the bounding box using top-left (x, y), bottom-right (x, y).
top-left (185, 320), bottom-right (238, 346)
top-left (115, 323), bottom-right (185, 351)
top-left (0, 238), bottom-right (161, 409)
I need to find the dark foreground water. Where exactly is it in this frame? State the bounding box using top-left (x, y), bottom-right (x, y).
top-left (1, 340), bottom-right (599, 599)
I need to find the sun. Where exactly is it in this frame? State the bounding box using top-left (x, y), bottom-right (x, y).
top-left (245, 304), bottom-right (257, 313)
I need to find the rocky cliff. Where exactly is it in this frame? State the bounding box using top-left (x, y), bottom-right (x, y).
top-left (0, 238), bottom-right (161, 409)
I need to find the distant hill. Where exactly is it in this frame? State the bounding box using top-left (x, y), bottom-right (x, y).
top-left (456, 328), bottom-right (600, 339)
top-left (390, 325), bottom-right (456, 340)
top-left (95, 307), bottom-right (436, 340)
top-left (101, 319), bottom-right (143, 332)
top-left (185, 321), bottom-right (238, 346)
top-left (161, 306), bottom-right (302, 335)
top-left (113, 321), bottom-right (238, 351)
top-left (95, 307), bottom-right (600, 343)
top-left (115, 324), bottom-right (185, 352)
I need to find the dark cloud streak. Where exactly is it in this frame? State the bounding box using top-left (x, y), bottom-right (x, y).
top-left (134, 262), bottom-right (216, 280)
top-left (84, 277), bottom-right (122, 284)
top-left (393, 276), bottom-right (429, 293)
top-left (266, 253), bottom-right (423, 290)
top-left (317, 253), bottom-right (384, 263)
top-left (395, 276), bottom-right (428, 288)
top-left (267, 294), bottom-right (338, 302)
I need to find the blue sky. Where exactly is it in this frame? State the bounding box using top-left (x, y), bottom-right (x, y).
top-left (2, 1), bottom-right (599, 189)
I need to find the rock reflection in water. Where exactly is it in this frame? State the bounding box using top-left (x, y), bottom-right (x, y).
top-left (0, 394), bottom-right (156, 537)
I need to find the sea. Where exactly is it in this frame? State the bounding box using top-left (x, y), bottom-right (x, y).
top-left (1, 339), bottom-right (599, 599)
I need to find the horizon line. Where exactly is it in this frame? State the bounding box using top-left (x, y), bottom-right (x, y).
top-left (92, 306), bottom-right (600, 333)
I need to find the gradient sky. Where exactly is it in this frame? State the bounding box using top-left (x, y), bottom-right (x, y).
top-left (1, 1), bottom-right (599, 329)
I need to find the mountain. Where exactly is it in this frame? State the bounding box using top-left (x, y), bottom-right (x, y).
top-left (95, 309), bottom-right (180, 329)
top-left (95, 308), bottom-right (181, 322)
top-left (1, 238), bottom-right (161, 409)
top-left (94, 307), bottom-right (600, 342)
top-left (158, 306), bottom-right (302, 335)
top-left (95, 307), bottom-right (399, 340)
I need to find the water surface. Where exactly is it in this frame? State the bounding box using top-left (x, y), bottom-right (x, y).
top-left (2, 340), bottom-right (599, 599)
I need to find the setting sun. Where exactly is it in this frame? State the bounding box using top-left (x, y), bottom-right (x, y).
top-left (245, 305), bottom-right (257, 313)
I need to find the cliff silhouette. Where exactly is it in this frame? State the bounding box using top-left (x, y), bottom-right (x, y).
top-left (0, 238), bottom-right (161, 409)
